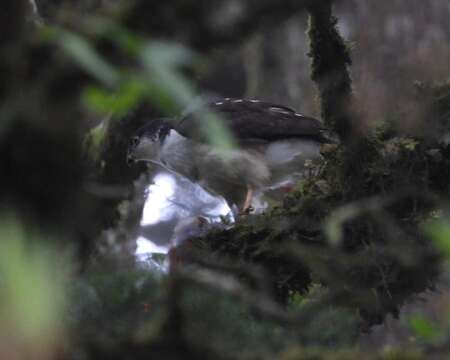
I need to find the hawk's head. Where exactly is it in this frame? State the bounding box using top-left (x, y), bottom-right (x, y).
top-left (127, 118), bottom-right (172, 165)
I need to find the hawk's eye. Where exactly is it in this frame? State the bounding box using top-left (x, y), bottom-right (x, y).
top-left (130, 136), bottom-right (140, 148)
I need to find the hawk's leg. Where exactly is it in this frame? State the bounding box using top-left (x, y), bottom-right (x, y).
top-left (242, 186), bottom-right (254, 213)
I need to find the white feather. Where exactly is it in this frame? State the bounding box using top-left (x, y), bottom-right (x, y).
top-left (265, 139), bottom-right (321, 166)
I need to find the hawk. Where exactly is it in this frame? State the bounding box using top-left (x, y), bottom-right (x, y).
top-left (127, 98), bottom-right (333, 211)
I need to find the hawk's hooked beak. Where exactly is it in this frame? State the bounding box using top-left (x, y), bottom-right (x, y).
top-left (126, 153), bottom-right (136, 166)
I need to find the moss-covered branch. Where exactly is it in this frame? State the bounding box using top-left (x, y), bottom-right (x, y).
top-left (306, 0), bottom-right (353, 142)
top-left (185, 81), bottom-right (450, 327)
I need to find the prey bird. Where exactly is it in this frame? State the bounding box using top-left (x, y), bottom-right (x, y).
top-left (127, 98), bottom-right (333, 211)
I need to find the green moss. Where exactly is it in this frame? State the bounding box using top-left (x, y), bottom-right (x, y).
top-left (83, 121), bottom-right (107, 162)
top-left (188, 126), bottom-right (445, 327)
top-left (381, 348), bottom-right (424, 360)
top-left (281, 347), bottom-right (425, 360)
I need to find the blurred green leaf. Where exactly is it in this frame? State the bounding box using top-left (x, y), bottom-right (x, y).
top-left (84, 121), bottom-right (107, 160)
top-left (141, 42), bottom-right (195, 107)
top-left (143, 42), bottom-right (198, 68)
top-left (83, 86), bottom-right (117, 114)
top-left (113, 29), bottom-right (143, 56)
top-left (289, 292), bottom-right (306, 308)
top-left (423, 220), bottom-right (450, 258)
top-left (91, 19), bottom-right (144, 56)
top-left (400, 138), bottom-right (419, 151)
top-left (201, 112), bottom-right (237, 151)
top-left (54, 25), bottom-right (237, 151)
top-left (409, 315), bottom-right (442, 343)
top-left (83, 78), bottom-right (146, 116)
top-left (141, 43), bottom-right (236, 150)
top-left (325, 204), bottom-right (360, 246)
top-left (0, 217), bottom-right (68, 345)
top-left (57, 30), bottom-right (119, 86)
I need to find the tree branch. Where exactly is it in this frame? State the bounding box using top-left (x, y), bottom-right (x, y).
top-left (306, 0), bottom-right (353, 141)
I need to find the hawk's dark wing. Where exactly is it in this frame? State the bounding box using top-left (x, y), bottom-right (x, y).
top-left (175, 98), bottom-right (328, 143)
